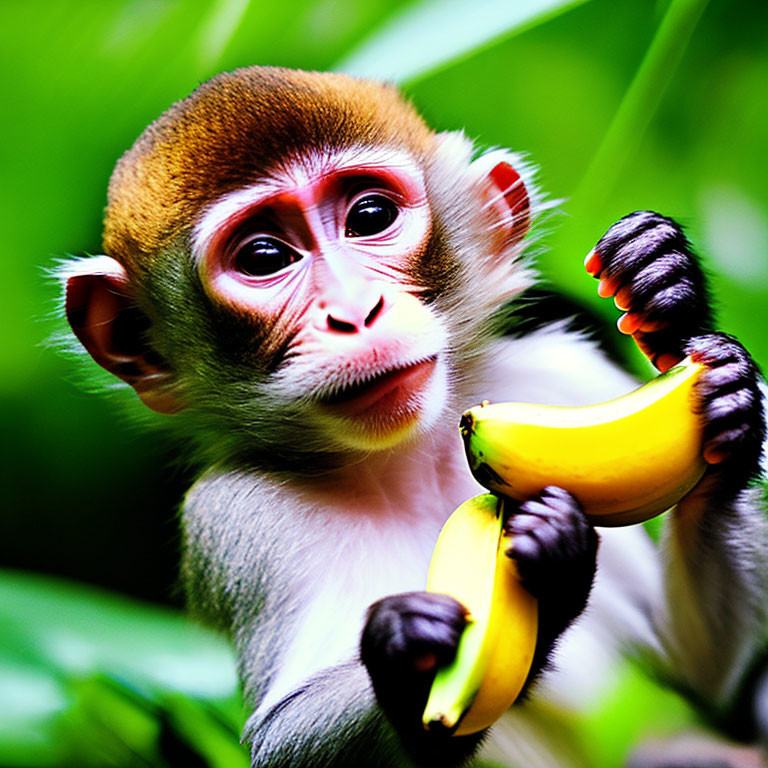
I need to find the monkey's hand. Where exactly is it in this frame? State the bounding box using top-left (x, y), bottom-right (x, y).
top-left (586, 210), bottom-right (714, 371)
top-left (685, 333), bottom-right (765, 500)
top-left (360, 592), bottom-right (481, 761)
top-left (504, 486), bottom-right (599, 693)
top-left (361, 592), bottom-right (466, 712)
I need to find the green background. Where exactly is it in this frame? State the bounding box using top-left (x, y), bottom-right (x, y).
top-left (1, 0), bottom-right (767, 765)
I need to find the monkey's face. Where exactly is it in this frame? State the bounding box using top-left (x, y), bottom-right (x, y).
top-left (195, 145), bottom-right (450, 451)
top-left (63, 67), bottom-right (535, 468)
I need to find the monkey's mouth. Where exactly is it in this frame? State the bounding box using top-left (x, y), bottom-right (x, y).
top-left (320, 356), bottom-right (438, 418)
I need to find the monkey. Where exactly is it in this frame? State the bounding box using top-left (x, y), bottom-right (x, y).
top-left (59, 66), bottom-right (768, 767)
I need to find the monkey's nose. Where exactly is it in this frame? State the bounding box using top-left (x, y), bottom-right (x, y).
top-left (324, 295), bottom-right (386, 333)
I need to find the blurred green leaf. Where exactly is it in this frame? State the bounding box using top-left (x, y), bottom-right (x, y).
top-left (63, 677), bottom-right (162, 767)
top-left (161, 693), bottom-right (250, 768)
top-left (0, 658), bottom-right (71, 767)
top-left (0, 571), bottom-right (246, 767)
top-left (336, 0), bottom-right (590, 83)
top-left (0, 570), bottom-right (238, 701)
top-left (196, 0), bottom-right (252, 71)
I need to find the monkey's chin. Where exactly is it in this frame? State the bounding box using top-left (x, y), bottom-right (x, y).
top-left (315, 357), bottom-right (444, 451)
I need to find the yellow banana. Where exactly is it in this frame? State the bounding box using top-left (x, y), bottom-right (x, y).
top-left (461, 357), bottom-right (706, 526)
top-left (422, 494), bottom-right (538, 735)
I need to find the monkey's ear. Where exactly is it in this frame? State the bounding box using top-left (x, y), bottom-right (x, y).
top-left (473, 154), bottom-right (531, 247)
top-left (63, 256), bottom-right (182, 414)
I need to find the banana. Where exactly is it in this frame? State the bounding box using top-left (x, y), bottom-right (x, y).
top-left (422, 494), bottom-right (538, 735)
top-left (420, 360), bottom-right (705, 732)
top-left (461, 357), bottom-right (706, 526)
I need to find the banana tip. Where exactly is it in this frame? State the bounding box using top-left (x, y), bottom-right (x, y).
top-left (423, 714), bottom-right (458, 733)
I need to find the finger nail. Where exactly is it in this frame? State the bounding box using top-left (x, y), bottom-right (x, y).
top-left (598, 276), bottom-right (619, 298)
top-left (617, 312), bottom-right (643, 334)
top-left (584, 249), bottom-right (602, 276)
top-left (703, 445), bottom-right (727, 464)
top-left (413, 652), bottom-right (438, 672)
top-left (614, 288), bottom-right (632, 311)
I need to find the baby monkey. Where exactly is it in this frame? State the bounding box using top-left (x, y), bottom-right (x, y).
top-left (61, 67), bottom-right (768, 767)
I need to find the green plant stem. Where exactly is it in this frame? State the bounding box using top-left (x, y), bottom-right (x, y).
top-left (568, 0), bottom-right (711, 235)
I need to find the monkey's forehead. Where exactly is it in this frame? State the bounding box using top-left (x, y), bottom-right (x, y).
top-left (102, 66), bottom-right (435, 272)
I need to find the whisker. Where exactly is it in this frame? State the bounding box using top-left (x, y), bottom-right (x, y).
top-left (487, 215), bottom-right (520, 232)
top-left (486, 217), bottom-right (530, 248)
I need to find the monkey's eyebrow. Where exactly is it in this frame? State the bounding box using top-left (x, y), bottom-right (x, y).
top-left (304, 144), bottom-right (421, 174)
top-left (191, 146), bottom-right (424, 262)
top-left (192, 180), bottom-right (285, 260)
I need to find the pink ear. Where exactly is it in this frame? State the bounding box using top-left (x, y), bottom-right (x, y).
top-left (64, 256), bottom-right (182, 414)
top-left (482, 161), bottom-right (531, 247)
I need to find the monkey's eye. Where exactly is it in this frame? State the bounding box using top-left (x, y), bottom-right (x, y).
top-left (233, 236), bottom-right (301, 276)
top-left (345, 195), bottom-right (399, 238)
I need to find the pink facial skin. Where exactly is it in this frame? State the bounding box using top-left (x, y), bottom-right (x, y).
top-left (197, 147), bottom-right (430, 308)
top-left (194, 147), bottom-right (442, 439)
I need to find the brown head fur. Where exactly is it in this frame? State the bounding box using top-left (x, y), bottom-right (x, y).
top-left (103, 67), bottom-right (436, 277)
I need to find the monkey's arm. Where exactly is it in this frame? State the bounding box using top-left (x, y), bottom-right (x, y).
top-left (656, 336), bottom-right (768, 707)
top-left (659, 484), bottom-right (768, 706)
top-left (242, 662), bottom-right (410, 768)
top-left (589, 212), bottom-right (768, 705)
